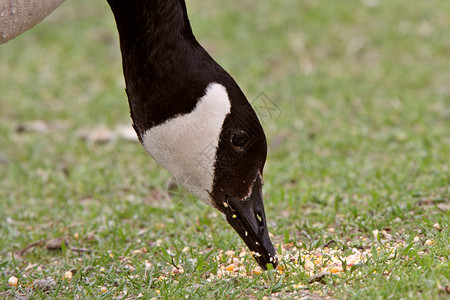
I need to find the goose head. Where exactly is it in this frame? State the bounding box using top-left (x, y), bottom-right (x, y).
top-left (141, 82), bottom-right (277, 269)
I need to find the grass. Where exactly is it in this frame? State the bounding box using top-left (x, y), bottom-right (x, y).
top-left (0, 0), bottom-right (449, 299)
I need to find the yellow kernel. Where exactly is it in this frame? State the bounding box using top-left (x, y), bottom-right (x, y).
top-left (156, 290), bottom-right (160, 294)
top-left (226, 264), bottom-right (236, 272)
top-left (232, 214), bottom-right (237, 218)
top-left (329, 267), bottom-right (340, 273)
top-left (74, 232), bottom-right (80, 239)
top-left (8, 276), bottom-right (18, 287)
top-left (253, 267), bottom-right (263, 274)
top-left (101, 287), bottom-right (107, 293)
top-left (64, 271), bottom-right (73, 280)
top-left (413, 236), bottom-right (420, 242)
top-left (424, 239), bottom-right (434, 246)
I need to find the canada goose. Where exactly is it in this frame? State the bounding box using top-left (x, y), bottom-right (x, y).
top-left (107, 0), bottom-right (277, 269)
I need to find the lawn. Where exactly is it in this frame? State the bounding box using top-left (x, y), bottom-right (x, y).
top-left (0, 0), bottom-right (449, 299)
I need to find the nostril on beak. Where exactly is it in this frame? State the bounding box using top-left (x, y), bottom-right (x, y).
top-left (256, 211), bottom-right (264, 234)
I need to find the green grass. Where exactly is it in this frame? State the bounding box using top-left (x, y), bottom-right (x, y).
top-left (0, 0), bottom-right (449, 299)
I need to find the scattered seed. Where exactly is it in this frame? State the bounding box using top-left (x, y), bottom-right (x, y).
top-left (293, 283), bottom-right (306, 289)
top-left (223, 202), bottom-right (228, 208)
top-left (252, 251), bottom-right (261, 257)
top-left (8, 276), bottom-right (18, 287)
top-left (424, 239), bottom-right (434, 246)
top-left (172, 266), bottom-right (184, 275)
top-left (232, 214), bottom-right (237, 218)
top-left (226, 264), bottom-right (236, 272)
top-left (329, 267), bottom-right (340, 274)
top-left (64, 271), bottom-right (73, 280)
top-left (433, 223), bottom-right (442, 231)
top-left (101, 287), bottom-right (107, 293)
top-left (245, 231), bottom-right (248, 236)
top-left (413, 236), bottom-right (420, 242)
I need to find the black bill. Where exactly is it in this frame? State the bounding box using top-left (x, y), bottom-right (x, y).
top-left (224, 175), bottom-right (278, 270)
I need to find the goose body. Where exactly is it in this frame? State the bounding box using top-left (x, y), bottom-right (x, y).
top-left (107, 0), bottom-right (277, 269)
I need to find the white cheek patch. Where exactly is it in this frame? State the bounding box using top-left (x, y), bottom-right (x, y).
top-left (142, 83), bottom-right (231, 204)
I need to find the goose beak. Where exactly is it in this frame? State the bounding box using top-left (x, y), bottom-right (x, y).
top-left (224, 175), bottom-right (278, 270)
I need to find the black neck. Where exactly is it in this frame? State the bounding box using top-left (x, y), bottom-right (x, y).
top-left (107, 0), bottom-right (195, 53)
top-left (107, 0), bottom-right (226, 135)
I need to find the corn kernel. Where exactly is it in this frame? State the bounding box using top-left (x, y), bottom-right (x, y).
top-left (64, 271), bottom-right (73, 280)
top-left (101, 287), bottom-right (107, 293)
top-left (226, 264), bottom-right (236, 272)
top-left (8, 276), bottom-right (18, 287)
top-left (329, 267), bottom-right (340, 273)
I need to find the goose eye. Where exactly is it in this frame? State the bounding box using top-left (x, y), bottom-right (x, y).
top-left (230, 130), bottom-right (249, 149)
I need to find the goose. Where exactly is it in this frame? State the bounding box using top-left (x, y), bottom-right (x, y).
top-left (106, 0), bottom-right (277, 269)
